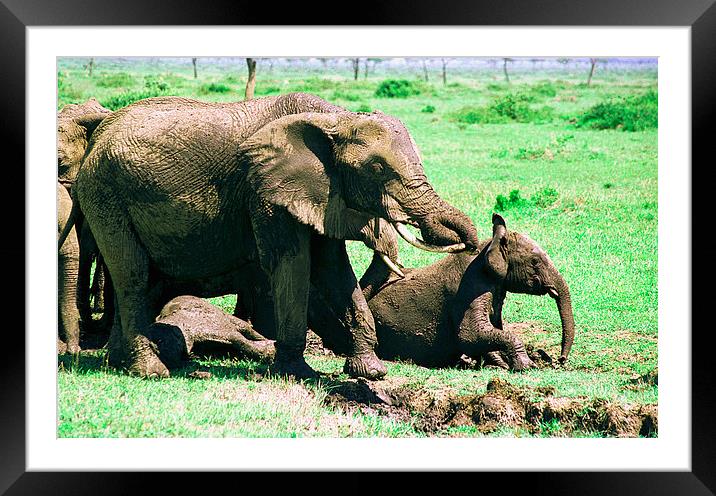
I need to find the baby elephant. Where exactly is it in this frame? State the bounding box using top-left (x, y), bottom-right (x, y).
top-left (144, 296), bottom-right (275, 368)
top-left (312, 213), bottom-right (575, 371)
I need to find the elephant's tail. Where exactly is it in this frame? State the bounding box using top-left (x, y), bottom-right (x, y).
top-left (58, 196), bottom-right (79, 251)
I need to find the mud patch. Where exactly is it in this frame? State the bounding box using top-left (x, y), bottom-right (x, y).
top-left (325, 377), bottom-right (657, 437)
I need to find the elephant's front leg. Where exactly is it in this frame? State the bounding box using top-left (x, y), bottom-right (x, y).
top-left (456, 292), bottom-right (535, 372)
top-left (254, 218), bottom-right (316, 379)
top-left (310, 236), bottom-right (387, 380)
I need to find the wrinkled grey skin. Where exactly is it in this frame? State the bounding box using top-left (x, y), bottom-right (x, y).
top-left (57, 98), bottom-right (113, 333)
top-left (58, 98), bottom-right (111, 188)
top-left (145, 296), bottom-right (275, 368)
top-left (57, 182), bottom-right (81, 354)
top-left (75, 93), bottom-right (479, 379)
top-left (308, 214), bottom-right (576, 371)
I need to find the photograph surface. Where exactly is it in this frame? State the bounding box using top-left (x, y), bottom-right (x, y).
top-left (56, 56), bottom-right (658, 438)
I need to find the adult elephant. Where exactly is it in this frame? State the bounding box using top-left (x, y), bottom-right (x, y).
top-left (75, 93), bottom-right (479, 379)
top-left (57, 98), bottom-right (113, 331)
top-left (310, 214), bottom-right (576, 370)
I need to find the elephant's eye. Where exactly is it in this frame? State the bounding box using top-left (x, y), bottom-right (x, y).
top-left (371, 160), bottom-right (385, 174)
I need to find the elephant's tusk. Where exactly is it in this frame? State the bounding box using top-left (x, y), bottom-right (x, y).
top-left (394, 223), bottom-right (466, 253)
top-left (379, 253), bottom-right (405, 278)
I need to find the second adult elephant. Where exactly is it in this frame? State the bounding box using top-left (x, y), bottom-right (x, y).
top-left (58, 182), bottom-right (80, 354)
top-left (76, 93), bottom-right (479, 379)
top-left (57, 98), bottom-right (114, 332)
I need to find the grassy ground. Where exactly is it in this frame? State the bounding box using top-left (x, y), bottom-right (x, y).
top-left (57, 58), bottom-right (658, 438)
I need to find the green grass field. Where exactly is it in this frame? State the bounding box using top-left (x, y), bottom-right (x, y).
top-left (57, 57), bottom-right (658, 438)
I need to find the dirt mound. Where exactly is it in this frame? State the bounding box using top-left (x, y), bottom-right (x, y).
top-left (325, 376), bottom-right (657, 437)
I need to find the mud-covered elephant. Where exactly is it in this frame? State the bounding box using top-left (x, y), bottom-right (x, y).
top-left (57, 182), bottom-right (81, 354)
top-left (57, 98), bottom-right (113, 332)
top-left (75, 92), bottom-right (479, 379)
top-left (144, 296), bottom-right (275, 368)
top-left (308, 213), bottom-right (575, 371)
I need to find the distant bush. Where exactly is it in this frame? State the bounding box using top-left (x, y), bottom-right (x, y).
top-left (331, 90), bottom-right (361, 102)
top-left (100, 88), bottom-right (167, 110)
top-left (355, 103), bottom-right (372, 113)
top-left (494, 187), bottom-right (559, 211)
top-left (144, 75), bottom-right (170, 92)
top-left (256, 85), bottom-right (281, 96)
top-left (421, 105), bottom-right (436, 113)
top-left (576, 90), bottom-right (657, 131)
top-left (486, 83), bottom-right (506, 91)
top-left (527, 81), bottom-right (558, 98)
top-left (451, 93), bottom-right (554, 125)
top-left (375, 79), bottom-right (421, 98)
top-left (293, 78), bottom-right (341, 93)
top-left (531, 187), bottom-right (559, 208)
top-left (495, 190), bottom-right (528, 211)
top-left (199, 82), bottom-right (231, 94)
top-left (452, 106), bottom-right (510, 125)
top-left (95, 72), bottom-right (135, 88)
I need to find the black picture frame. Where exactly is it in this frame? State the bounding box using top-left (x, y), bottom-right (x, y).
top-left (3, 0), bottom-right (713, 493)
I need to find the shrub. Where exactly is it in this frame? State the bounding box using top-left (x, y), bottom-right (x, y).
top-left (144, 75), bottom-right (170, 92)
top-left (421, 105), bottom-right (436, 113)
top-left (486, 83), bottom-right (506, 91)
top-left (354, 103), bottom-right (372, 113)
top-left (375, 79), bottom-right (421, 98)
top-left (331, 90), bottom-right (361, 102)
top-left (531, 187), bottom-right (559, 208)
top-left (292, 78), bottom-right (341, 93)
top-left (495, 190), bottom-right (528, 211)
top-left (494, 188), bottom-right (558, 211)
top-left (450, 94), bottom-right (554, 125)
top-left (451, 106), bottom-right (509, 125)
top-left (95, 72), bottom-right (135, 88)
top-left (576, 90), bottom-right (657, 131)
top-left (256, 85), bottom-right (281, 96)
top-left (100, 88), bottom-right (167, 110)
top-left (199, 82), bottom-right (231, 94)
top-left (527, 81), bottom-right (558, 98)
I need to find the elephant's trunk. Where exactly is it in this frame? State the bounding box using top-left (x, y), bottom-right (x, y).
top-left (550, 274), bottom-right (575, 363)
top-left (394, 183), bottom-right (479, 252)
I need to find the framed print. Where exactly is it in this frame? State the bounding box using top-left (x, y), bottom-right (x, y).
top-left (3, 0), bottom-right (714, 493)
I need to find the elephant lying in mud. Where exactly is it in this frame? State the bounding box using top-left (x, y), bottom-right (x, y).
top-left (309, 213), bottom-right (575, 370)
top-left (152, 214), bottom-right (574, 372)
top-left (74, 92), bottom-right (479, 379)
top-left (144, 296), bottom-right (275, 368)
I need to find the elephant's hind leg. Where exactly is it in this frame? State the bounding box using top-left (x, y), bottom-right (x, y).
top-left (81, 193), bottom-right (169, 378)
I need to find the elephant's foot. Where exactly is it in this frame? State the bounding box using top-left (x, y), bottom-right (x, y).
top-left (233, 339), bottom-right (275, 362)
top-left (343, 351), bottom-right (387, 380)
top-left (483, 351), bottom-right (509, 370)
top-left (66, 342), bottom-right (81, 355)
top-left (108, 335), bottom-right (170, 379)
top-left (510, 352), bottom-right (537, 372)
top-left (268, 355), bottom-right (319, 380)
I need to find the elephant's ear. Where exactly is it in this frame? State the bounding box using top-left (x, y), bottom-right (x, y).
top-left (485, 213), bottom-right (508, 279)
top-left (242, 112), bottom-right (370, 238)
top-left (75, 113), bottom-right (109, 137)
